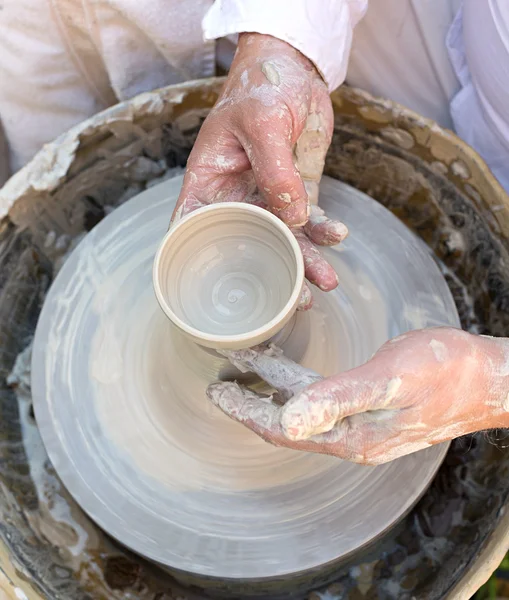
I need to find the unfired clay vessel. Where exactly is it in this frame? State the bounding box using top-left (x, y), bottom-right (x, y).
top-left (153, 202), bottom-right (304, 350)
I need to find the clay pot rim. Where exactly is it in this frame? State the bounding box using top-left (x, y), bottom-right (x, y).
top-left (152, 202), bottom-right (305, 350)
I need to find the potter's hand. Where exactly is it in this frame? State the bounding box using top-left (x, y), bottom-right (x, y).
top-left (172, 33), bottom-right (347, 305)
top-left (207, 329), bottom-right (509, 465)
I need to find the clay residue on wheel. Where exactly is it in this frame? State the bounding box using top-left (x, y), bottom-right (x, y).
top-left (0, 81), bottom-right (509, 599)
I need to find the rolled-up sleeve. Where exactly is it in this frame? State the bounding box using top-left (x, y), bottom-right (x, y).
top-left (203, 0), bottom-right (368, 91)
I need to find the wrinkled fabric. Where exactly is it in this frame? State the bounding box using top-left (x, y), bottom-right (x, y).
top-left (0, 0), bottom-right (214, 174)
top-left (448, 0), bottom-right (509, 192)
top-left (0, 0), bottom-right (508, 196)
top-left (346, 0), bottom-right (461, 128)
top-left (204, 0), bottom-right (461, 128)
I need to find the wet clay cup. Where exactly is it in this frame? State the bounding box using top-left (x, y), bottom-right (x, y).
top-left (153, 202), bottom-right (304, 350)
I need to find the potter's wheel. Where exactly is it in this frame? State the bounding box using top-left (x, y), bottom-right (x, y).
top-left (32, 175), bottom-right (460, 581)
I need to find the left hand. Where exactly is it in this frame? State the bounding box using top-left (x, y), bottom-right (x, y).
top-left (207, 328), bottom-right (509, 465)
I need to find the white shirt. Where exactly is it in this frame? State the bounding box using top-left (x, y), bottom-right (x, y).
top-left (204, 0), bottom-right (509, 193)
top-left (447, 0), bottom-right (509, 192)
top-left (203, 0), bottom-right (368, 92)
top-left (0, 0), bottom-right (508, 195)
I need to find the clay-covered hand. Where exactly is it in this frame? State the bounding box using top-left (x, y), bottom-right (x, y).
top-left (207, 328), bottom-right (509, 465)
top-left (171, 32), bottom-right (348, 306)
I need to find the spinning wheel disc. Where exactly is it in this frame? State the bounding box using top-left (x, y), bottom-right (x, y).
top-left (32, 176), bottom-right (460, 580)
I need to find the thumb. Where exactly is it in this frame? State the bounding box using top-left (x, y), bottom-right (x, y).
top-left (280, 371), bottom-right (395, 442)
top-left (294, 110), bottom-right (331, 206)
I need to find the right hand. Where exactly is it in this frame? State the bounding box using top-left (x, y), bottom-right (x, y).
top-left (172, 33), bottom-right (348, 308)
top-left (207, 329), bottom-right (509, 465)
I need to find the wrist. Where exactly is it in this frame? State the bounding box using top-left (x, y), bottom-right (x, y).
top-left (236, 32), bottom-right (319, 78)
top-left (474, 334), bottom-right (509, 428)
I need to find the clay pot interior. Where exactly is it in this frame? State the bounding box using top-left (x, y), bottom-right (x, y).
top-left (153, 202), bottom-right (304, 350)
top-left (1, 79), bottom-right (509, 600)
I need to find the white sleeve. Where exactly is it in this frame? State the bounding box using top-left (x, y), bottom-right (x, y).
top-left (202, 0), bottom-right (368, 91)
top-left (0, 119), bottom-right (9, 188)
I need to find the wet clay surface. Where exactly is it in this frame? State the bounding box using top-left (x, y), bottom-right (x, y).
top-left (28, 174), bottom-right (456, 582)
top-left (1, 80), bottom-right (509, 599)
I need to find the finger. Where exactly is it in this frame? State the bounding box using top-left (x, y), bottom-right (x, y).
top-left (221, 345), bottom-right (322, 401)
top-left (297, 282), bottom-right (313, 311)
top-left (207, 382), bottom-right (283, 439)
top-left (207, 381), bottom-right (376, 461)
top-left (293, 229), bottom-right (339, 291)
top-left (171, 190), bottom-right (206, 225)
top-left (304, 206), bottom-right (349, 247)
top-left (280, 367), bottom-right (403, 442)
top-left (312, 412), bottom-right (436, 465)
top-left (171, 117), bottom-right (253, 224)
top-left (172, 169), bottom-right (256, 225)
top-left (238, 125), bottom-right (309, 227)
top-left (243, 189), bottom-right (267, 209)
top-left (305, 417), bottom-right (384, 464)
top-left (241, 198), bottom-right (333, 297)
top-left (280, 389), bottom-right (340, 441)
top-left (207, 381), bottom-right (340, 453)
